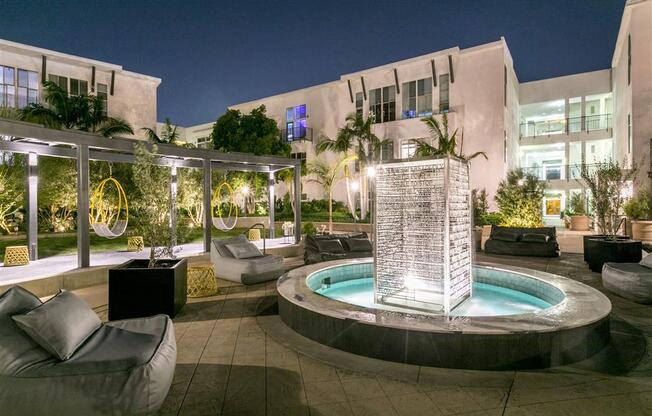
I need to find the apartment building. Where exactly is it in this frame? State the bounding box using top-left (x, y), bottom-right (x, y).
top-left (0, 39), bottom-right (160, 139)
top-left (194, 0), bottom-right (650, 225)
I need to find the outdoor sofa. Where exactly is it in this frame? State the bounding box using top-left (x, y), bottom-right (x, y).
top-left (0, 286), bottom-right (176, 415)
top-left (602, 253), bottom-right (652, 303)
top-left (211, 234), bottom-right (285, 284)
top-left (484, 225), bottom-right (560, 258)
top-left (304, 232), bottom-right (373, 264)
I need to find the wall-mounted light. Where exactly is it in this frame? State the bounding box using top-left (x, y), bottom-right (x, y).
top-left (350, 181), bottom-right (360, 192)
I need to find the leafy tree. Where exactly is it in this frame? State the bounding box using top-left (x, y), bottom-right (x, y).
top-left (142, 117), bottom-right (179, 144)
top-left (0, 161), bottom-right (24, 234)
top-left (411, 113), bottom-right (487, 161)
top-left (471, 188), bottom-right (489, 226)
top-left (495, 169), bottom-right (545, 227)
top-left (317, 112), bottom-right (390, 220)
top-left (307, 155), bottom-right (357, 233)
top-left (38, 157), bottom-right (77, 232)
top-left (177, 168), bottom-right (205, 227)
top-left (21, 81), bottom-right (134, 138)
top-left (623, 190), bottom-right (651, 220)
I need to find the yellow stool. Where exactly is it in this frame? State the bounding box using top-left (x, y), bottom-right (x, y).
top-left (127, 236), bottom-right (144, 252)
top-left (247, 229), bottom-right (261, 241)
top-left (4, 245), bottom-right (29, 266)
top-left (187, 263), bottom-right (219, 298)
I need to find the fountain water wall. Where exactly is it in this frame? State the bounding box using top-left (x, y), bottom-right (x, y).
top-left (373, 157), bottom-right (473, 314)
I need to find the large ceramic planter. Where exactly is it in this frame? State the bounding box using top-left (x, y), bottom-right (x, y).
top-left (582, 234), bottom-right (630, 262)
top-left (570, 215), bottom-right (590, 231)
top-left (631, 220), bottom-right (652, 242)
top-left (109, 258), bottom-right (188, 320)
top-left (585, 238), bottom-right (642, 273)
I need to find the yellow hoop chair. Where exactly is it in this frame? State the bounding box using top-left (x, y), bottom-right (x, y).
top-left (211, 182), bottom-right (238, 231)
top-left (90, 177), bottom-right (129, 239)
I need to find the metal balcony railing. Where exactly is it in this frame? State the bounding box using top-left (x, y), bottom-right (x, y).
top-left (280, 126), bottom-right (313, 143)
top-left (521, 163), bottom-right (600, 181)
top-left (519, 114), bottom-right (612, 139)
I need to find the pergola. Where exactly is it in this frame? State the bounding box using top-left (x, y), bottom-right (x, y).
top-left (0, 118), bottom-right (302, 268)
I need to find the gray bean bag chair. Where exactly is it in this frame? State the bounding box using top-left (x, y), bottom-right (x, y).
top-left (602, 254), bottom-right (652, 304)
top-left (211, 235), bottom-right (285, 284)
top-left (0, 286), bottom-right (176, 415)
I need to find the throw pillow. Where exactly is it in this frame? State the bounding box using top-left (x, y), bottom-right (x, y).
top-left (315, 239), bottom-right (345, 254)
top-left (0, 286), bottom-right (42, 316)
top-left (492, 231), bottom-right (520, 242)
top-left (521, 233), bottom-right (550, 243)
top-left (12, 290), bottom-right (102, 361)
top-left (225, 242), bottom-right (264, 259)
top-left (640, 253), bottom-right (652, 268)
top-left (343, 238), bottom-right (373, 253)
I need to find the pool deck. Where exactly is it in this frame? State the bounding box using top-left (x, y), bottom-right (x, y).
top-left (54, 252), bottom-right (652, 415)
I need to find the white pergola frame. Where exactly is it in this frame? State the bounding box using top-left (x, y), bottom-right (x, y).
top-left (0, 118), bottom-right (302, 268)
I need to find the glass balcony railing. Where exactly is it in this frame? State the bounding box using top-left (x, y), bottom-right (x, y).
top-left (280, 126), bottom-right (313, 143)
top-left (521, 163), bottom-right (600, 181)
top-left (520, 114), bottom-right (612, 138)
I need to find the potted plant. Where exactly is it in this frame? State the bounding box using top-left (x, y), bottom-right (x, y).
top-left (108, 143), bottom-right (187, 321)
top-left (624, 190), bottom-right (652, 242)
top-left (568, 193), bottom-right (591, 231)
top-left (471, 189), bottom-right (489, 252)
top-left (581, 160), bottom-right (641, 272)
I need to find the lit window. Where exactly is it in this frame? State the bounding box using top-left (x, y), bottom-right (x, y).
top-left (97, 83), bottom-right (108, 117)
top-left (70, 78), bottom-right (88, 97)
top-left (0, 65), bottom-right (16, 107)
top-left (400, 140), bottom-right (416, 159)
top-left (18, 69), bottom-right (39, 108)
top-left (285, 104), bottom-right (307, 141)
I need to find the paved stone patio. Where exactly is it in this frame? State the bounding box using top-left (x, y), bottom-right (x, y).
top-left (91, 253), bottom-right (652, 415)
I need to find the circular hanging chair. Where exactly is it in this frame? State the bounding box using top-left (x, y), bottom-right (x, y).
top-left (212, 182), bottom-right (238, 231)
top-left (90, 177), bottom-right (129, 239)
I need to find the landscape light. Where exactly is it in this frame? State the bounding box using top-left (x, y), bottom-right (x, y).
top-left (241, 185), bottom-right (250, 195)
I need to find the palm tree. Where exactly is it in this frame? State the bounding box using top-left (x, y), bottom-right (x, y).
top-left (307, 155), bottom-right (357, 233)
top-left (316, 113), bottom-right (390, 220)
top-left (142, 117), bottom-right (179, 144)
top-left (20, 81), bottom-right (133, 138)
top-left (411, 113), bottom-right (487, 161)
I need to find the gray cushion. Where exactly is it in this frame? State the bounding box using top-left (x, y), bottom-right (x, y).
top-left (12, 290), bottom-right (102, 361)
top-left (316, 239), bottom-right (345, 254)
top-left (0, 286), bottom-right (42, 314)
top-left (225, 242), bottom-right (263, 259)
top-left (213, 235), bottom-right (249, 258)
top-left (492, 231), bottom-right (520, 242)
top-left (521, 233), bottom-right (549, 243)
top-left (344, 238), bottom-right (373, 253)
top-left (640, 253), bottom-right (652, 269)
top-left (603, 262), bottom-right (652, 304)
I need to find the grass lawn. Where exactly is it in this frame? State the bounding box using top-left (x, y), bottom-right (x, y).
top-left (0, 226), bottom-right (282, 262)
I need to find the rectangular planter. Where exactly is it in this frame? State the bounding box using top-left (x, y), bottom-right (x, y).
top-left (109, 258), bottom-right (187, 321)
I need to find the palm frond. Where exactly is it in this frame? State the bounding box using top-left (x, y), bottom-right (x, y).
top-left (20, 104), bottom-right (61, 129)
top-left (98, 118), bottom-right (134, 138)
top-left (141, 127), bottom-right (161, 143)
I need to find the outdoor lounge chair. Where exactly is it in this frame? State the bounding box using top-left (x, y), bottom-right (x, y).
top-left (0, 286), bottom-right (176, 415)
top-left (602, 254), bottom-right (652, 304)
top-left (211, 234), bottom-right (285, 284)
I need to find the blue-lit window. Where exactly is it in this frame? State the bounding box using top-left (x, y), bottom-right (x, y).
top-left (285, 104), bottom-right (307, 141)
top-left (402, 78), bottom-right (432, 119)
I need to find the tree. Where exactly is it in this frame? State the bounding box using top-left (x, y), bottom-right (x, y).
top-left (307, 155), bottom-right (357, 233)
top-left (21, 81), bottom-right (134, 138)
top-left (0, 162), bottom-right (24, 234)
top-left (581, 159), bottom-right (636, 237)
top-left (177, 168), bottom-right (204, 228)
top-left (495, 169), bottom-right (545, 227)
top-left (142, 117), bottom-right (179, 144)
top-left (411, 113), bottom-right (487, 161)
top-left (317, 113), bottom-right (390, 220)
top-left (38, 157), bottom-right (77, 232)
top-left (132, 143), bottom-right (174, 267)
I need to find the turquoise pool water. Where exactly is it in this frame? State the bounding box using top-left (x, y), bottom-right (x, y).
top-left (314, 277), bottom-right (553, 317)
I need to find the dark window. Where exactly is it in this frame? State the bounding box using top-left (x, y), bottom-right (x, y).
top-left (504, 65), bottom-right (507, 107)
top-left (70, 78), bottom-right (88, 97)
top-left (381, 141), bottom-right (394, 161)
top-left (369, 88), bottom-right (381, 123)
top-left (439, 74), bottom-right (450, 112)
top-left (97, 83), bottom-right (108, 117)
top-left (628, 114), bottom-right (632, 153)
top-left (355, 92), bottom-right (363, 117)
top-left (628, 34), bottom-right (631, 86)
top-left (48, 74), bottom-right (68, 92)
top-left (0, 65), bottom-right (16, 108)
top-left (291, 152), bottom-right (307, 170)
top-left (18, 69), bottom-right (38, 108)
top-left (381, 86), bottom-right (396, 122)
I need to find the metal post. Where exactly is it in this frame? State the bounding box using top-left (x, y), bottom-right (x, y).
top-left (203, 159), bottom-right (212, 252)
top-left (293, 164), bottom-right (301, 244)
top-left (26, 152), bottom-right (38, 261)
top-left (268, 171), bottom-right (275, 239)
top-left (77, 145), bottom-right (90, 268)
top-left (170, 166), bottom-right (177, 247)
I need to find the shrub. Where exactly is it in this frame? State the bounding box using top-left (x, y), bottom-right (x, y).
top-left (495, 169), bottom-right (545, 228)
top-left (471, 188), bottom-right (489, 226)
top-left (481, 212), bottom-right (503, 226)
top-left (623, 190), bottom-right (651, 220)
top-left (302, 222), bottom-right (317, 236)
top-left (569, 193), bottom-right (588, 216)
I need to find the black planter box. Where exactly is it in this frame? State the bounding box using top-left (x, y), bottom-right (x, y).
top-left (109, 258), bottom-right (187, 321)
top-left (585, 238), bottom-right (642, 273)
top-left (583, 234), bottom-right (630, 262)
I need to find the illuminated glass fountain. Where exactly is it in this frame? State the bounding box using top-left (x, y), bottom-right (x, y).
top-left (373, 157), bottom-right (473, 314)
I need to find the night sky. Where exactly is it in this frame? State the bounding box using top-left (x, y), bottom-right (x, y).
top-left (1, 0), bottom-right (626, 126)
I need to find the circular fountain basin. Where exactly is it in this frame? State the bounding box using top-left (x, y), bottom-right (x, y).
top-left (277, 258), bottom-right (612, 370)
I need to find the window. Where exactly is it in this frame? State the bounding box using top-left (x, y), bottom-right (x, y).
top-left (355, 92), bottom-right (363, 117)
top-left (403, 78), bottom-right (432, 119)
top-left (69, 78), bottom-right (88, 97)
top-left (627, 34), bottom-right (631, 86)
top-left (544, 192), bottom-right (563, 217)
top-left (627, 114), bottom-right (632, 153)
top-left (291, 152), bottom-right (307, 170)
top-left (285, 104), bottom-right (307, 141)
top-left (504, 65), bottom-right (507, 107)
top-left (380, 140), bottom-right (394, 161)
top-left (97, 83), bottom-right (108, 117)
top-left (369, 86), bottom-right (395, 123)
top-left (17, 69), bottom-right (38, 108)
top-left (48, 74), bottom-right (68, 92)
top-left (400, 140), bottom-right (416, 159)
top-left (0, 65), bottom-right (16, 107)
top-left (439, 74), bottom-right (449, 112)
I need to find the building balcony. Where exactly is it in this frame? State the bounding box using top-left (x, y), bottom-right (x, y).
top-left (520, 114), bottom-right (612, 139)
top-left (521, 163), bottom-right (600, 183)
top-left (280, 126), bottom-right (313, 143)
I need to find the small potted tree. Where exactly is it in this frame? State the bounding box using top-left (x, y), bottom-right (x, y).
top-left (624, 190), bottom-right (652, 242)
top-left (108, 143), bottom-right (187, 320)
top-left (569, 193), bottom-right (591, 231)
top-left (581, 160), bottom-right (641, 272)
